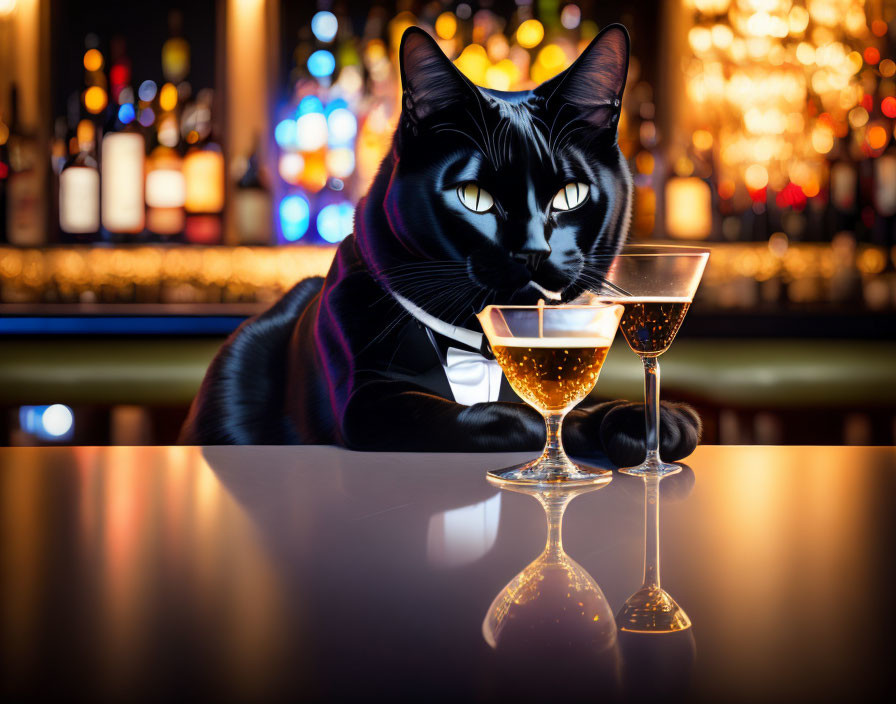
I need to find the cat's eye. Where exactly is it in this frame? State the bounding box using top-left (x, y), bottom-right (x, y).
top-left (552, 182), bottom-right (589, 211)
top-left (457, 183), bottom-right (494, 213)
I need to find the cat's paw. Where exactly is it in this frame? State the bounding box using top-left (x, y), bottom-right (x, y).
top-left (599, 401), bottom-right (702, 468)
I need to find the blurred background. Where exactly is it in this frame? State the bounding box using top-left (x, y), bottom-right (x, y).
top-left (0, 0), bottom-right (894, 446)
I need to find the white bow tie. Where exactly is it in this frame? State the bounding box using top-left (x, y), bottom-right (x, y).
top-left (443, 347), bottom-right (503, 406)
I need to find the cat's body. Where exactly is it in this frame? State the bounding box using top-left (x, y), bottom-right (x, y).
top-left (180, 25), bottom-right (702, 464)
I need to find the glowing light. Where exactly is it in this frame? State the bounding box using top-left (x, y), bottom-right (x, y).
top-left (516, 19), bottom-right (544, 49)
top-left (278, 153), bottom-right (305, 184)
top-left (635, 151), bottom-right (654, 175)
top-left (298, 151), bottom-right (328, 192)
top-left (435, 12), bottom-right (457, 40)
top-left (532, 44), bottom-right (568, 83)
top-left (117, 103), bottom-right (135, 125)
top-left (325, 148), bottom-right (355, 178)
top-left (454, 44), bottom-right (489, 84)
top-left (138, 80), bottom-right (158, 102)
top-left (711, 24), bottom-right (733, 49)
top-left (0, 0), bottom-right (17, 17)
top-left (811, 128), bottom-right (834, 154)
top-left (162, 37), bottom-right (190, 82)
top-left (42, 405), bottom-right (74, 437)
top-left (788, 6), bottom-right (809, 34)
top-left (864, 47), bottom-right (880, 65)
top-left (183, 148), bottom-right (225, 213)
top-left (77, 120), bottom-right (95, 148)
top-left (159, 83), bottom-right (178, 112)
top-left (880, 59), bottom-right (896, 78)
top-left (327, 108), bottom-right (357, 145)
top-left (84, 86), bottom-right (107, 114)
top-left (871, 20), bottom-right (888, 37)
top-left (316, 202), bottom-right (354, 243)
top-left (688, 27), bottom-right (712, 53)
top-left (83, 49), bottom-right (103, 72)
top-left (296, 112), bottom-right (328, 151)
top-left (138, 108), bottom-right (155, 127)
top-left (795, 42), bottom-right (815, 65)
top-left (280, 194), bottom-right (311, 241)
top-left (274, 119), bottom-right (298, 149)
top-left (692, 129), bottom-right (713, 151)
top-left (59, 166), bottom-right (99, 233)
top-left (308, 50), bottom-right (336, 78)
top-left (745, 164), bottom-right (769, 190)
top-left (882, 97), bottom-right (896, 119)
top-left (867, 125), bottom-right (889, 151)
top-left (560, 5), bottom-right (581, 30)
top-left (311, 11), bottom-right (338, 42)
top-left (666, 177), bottom-right (712, 240)
top-left (298, 96), bottom-right (325, 116)
top-left (848, 106), bottom-right (869, 128)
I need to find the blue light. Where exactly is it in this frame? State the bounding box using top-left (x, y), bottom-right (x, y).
top-left (118, 103), bottom-right (136, 124)
top-left (297, 96), bottom-right (325, 116)
top-left (311, 11), bottom-right (338, 43)
top-left (280, 194), bottom-right (311, 241)
top-left (138, 107), bottom-right (155, 127)
top-left (308, 50), bottom-right (336, 78)
top-left (138, 80), bottom-right (157, 102)
top-left (325, 98), bottom-right (348, 115)
top-left (274, 118), bottom-right (298, 149)
top-left (19, 404), bottom-right (74, 441)
top-left (317, 202), bottom-right (354, 243)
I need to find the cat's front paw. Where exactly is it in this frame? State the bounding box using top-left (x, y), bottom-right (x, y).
top-left (599, 401), bottom-right (702, 468)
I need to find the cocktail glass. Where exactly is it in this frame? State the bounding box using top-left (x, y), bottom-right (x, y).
top-left (476, 303), bottom-right (623, 486)
top-left (594, 245), bottom-right (709, 476)
top-left (616, 473), bottom-right (691, 633)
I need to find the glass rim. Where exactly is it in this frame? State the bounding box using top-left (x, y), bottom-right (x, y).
top-left (617, 244), bottom-right (711, 257)
top-left (477, 303), bottom-right (625, 312)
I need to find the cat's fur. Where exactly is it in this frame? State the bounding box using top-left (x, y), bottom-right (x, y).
top-left (180, 25), bottom-right (702, 464)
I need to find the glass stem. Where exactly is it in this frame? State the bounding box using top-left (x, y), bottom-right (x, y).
top-left (541, 411), bottom-right (568, 465)
top-left (642, 475), bottom-right (661, 591)
top-left (541, 493), bottom-right (571, 561)
top-left (642, 355), bottom-right (661, 465)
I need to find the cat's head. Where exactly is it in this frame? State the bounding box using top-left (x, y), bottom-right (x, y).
top-left (357, 24), bottom-right (632, 324)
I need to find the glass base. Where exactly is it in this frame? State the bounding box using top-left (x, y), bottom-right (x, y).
top-left (618, 458), bottom-right (681, 477)
top-left (488, 456), bottom-right (613, 487)
top-left (616, 587), bottom-right (692, 634)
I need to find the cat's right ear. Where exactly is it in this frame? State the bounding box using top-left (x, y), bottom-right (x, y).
top-left (399, 27), bottom-right (477, 126)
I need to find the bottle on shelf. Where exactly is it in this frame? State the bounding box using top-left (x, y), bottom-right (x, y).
top-left (59, 119), bottom-right (100, 241)
top-left (5, 84), bottom-right (44, 246)
top-left (101, 121), bottom-right (146, 238)
top-left (234, 138), bottom-right (272, 245)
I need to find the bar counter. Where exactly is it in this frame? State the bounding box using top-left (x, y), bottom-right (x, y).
top-left (2, 445), bottom-right (894, 701)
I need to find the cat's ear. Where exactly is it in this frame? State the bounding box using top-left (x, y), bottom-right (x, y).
top-left (535, 24), bottom-right (630, 129)
top-left (399, 26), bottom-right (478, 125)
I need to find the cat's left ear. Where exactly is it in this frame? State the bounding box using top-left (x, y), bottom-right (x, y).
top-left (399, 26), bottom-right (479, 126)
top-left (535, 24), bottom-right (630, 129)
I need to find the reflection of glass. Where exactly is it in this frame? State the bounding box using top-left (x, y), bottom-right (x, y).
top-left (617, 474), bottom-right (690, 633)
top-left (483, 479), bottom-right (620, 687)
top-left (595, 245), bottom-right (709, 476)
top-left (477, 303), bottom-right (623, 486)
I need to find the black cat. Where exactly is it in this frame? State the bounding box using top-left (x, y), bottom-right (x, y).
top-left (180, 25), bottom-right (701, 466)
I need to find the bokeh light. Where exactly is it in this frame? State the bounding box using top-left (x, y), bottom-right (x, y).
top-left (311, 11), bottom-right (338, 43)
top-left (84, 86), bottom-right (107, 114)
top-left (117, 103), bottom-right (136, 124)
top-left (296, 112), bottom-right (328, 151)
top-left (274, 119), bottom-right (298, 149)
top-left (435, 12), bottom-right (457, 40)
top-left (280, 194), bottom-right (311, 241)
top-left (516, 19), bottom-right (544, 49)
top-left (138, 80), bottom-right (158, 102)
top-left (159, 83), bottom-right (178, 112)
top-left (317, 202), bottom-right (354, 243)
top-left (308, 50), bottom-right (336, 78)
top-left (327, 108), bottom-right (357, 145)
top-left (83, 49), bottom-right (103, 72)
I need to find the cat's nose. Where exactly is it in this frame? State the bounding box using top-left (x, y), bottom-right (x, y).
top-left (511, 251), bottom-right (549, 271)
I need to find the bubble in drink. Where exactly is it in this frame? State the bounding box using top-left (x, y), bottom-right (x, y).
top-left (492, 344), bottom-right (610, 412)
top-left (617, 299), bottom-right (690, 355)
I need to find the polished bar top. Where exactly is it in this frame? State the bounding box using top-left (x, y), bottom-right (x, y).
top-left (1, 445), bottom-right (894, 701)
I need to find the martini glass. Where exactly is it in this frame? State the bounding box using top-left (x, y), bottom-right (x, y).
top-left (595, 245), bottom-right (709, 476)
top-left (476, 303), bottom-right (623, 486)
top-left (616, 474), bottom-right (691, 633)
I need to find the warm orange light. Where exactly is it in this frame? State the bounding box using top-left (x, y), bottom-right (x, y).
top-left (159, 83), bottom-right (178, 112)
top-left (692, 129), bottom-right (713, 151)
top-left (718, 179), bottom-right (735, 200)
top-left (454, 44), bottom-right (489, 84)
top-left (183, 149), bottom-right (225, 213)
top-left (76, 119), bottom-right (95, 150)
top-left (881, 59), bottom-right (896, 78)
top-left (0, 0), bottom-right (16, 17)
top-left (871, 20), bottom-right (888, 37)
top-left (84, 86), bottom-right (108, 114)
top-left (516, 19), bottom-right (544, 49)
top-left (665, 177), bottom-right (712, 240)
top-left (867, 125), bottom-right (888, 151)
top-left (83, 49), bottom-right (103, 72)
top-left (744, 164), bottom-right (769, 190)
top-left (435, 12), bottom-right (457, 40)
top-left (882, 97), bottom-right (896, 119)
top-left (864, 47), bottom-right (880, 65)
top-left (635, 151), bottom-right (654, 175)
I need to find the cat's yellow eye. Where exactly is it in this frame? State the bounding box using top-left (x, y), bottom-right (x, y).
top-left (457, 183), bottom-right (494, 213)
top-left (552, 182), bottom-right (589, 211)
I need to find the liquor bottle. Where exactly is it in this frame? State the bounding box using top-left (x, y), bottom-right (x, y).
top-left (234, 139), bottom-right (272, 244)
top-left (101, 121), bottom-right (146, 237)
top-left (182, 91), bottom-right (224, 244)
top-left (5, 84), bottom-right (43, 246)
top-left (59, 124), bottom-right (100, 241)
